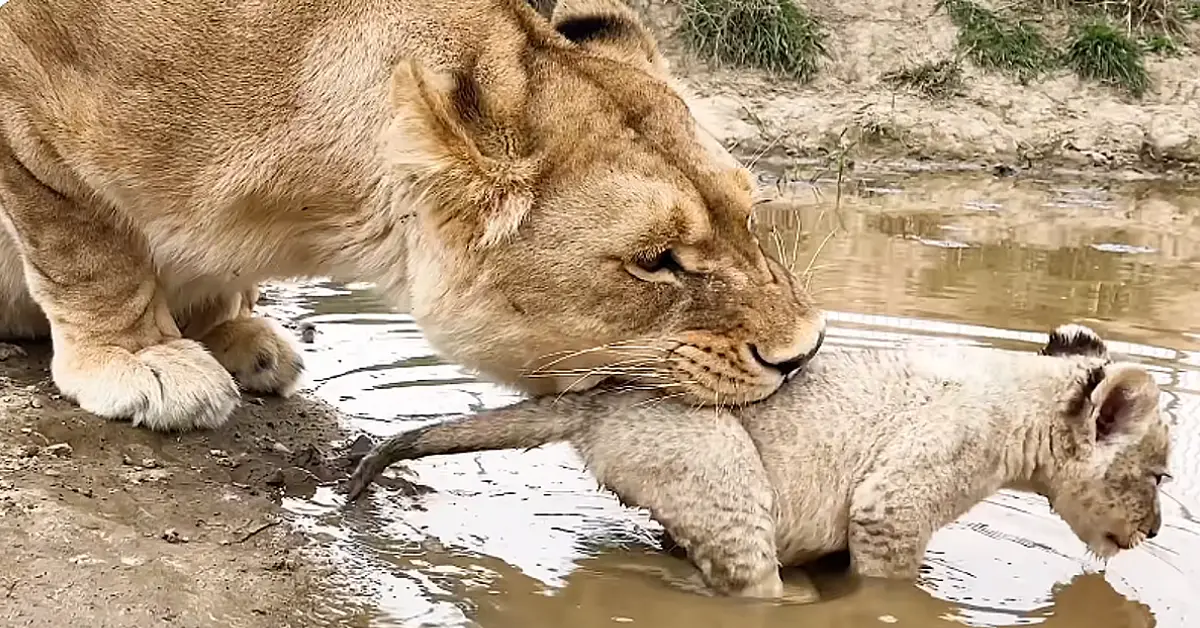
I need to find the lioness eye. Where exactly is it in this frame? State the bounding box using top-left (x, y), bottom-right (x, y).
top-left (637, 249), bottom-right (683, 275)
top-left (1154, 473), bottom-right (1172, 486)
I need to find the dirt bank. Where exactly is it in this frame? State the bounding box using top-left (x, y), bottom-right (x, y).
top-left (635, 0), bottom-right (1200, 178)
top-left (0, 342), bottom-right (369, 628)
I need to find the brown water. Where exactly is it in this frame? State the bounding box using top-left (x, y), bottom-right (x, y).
top-left (261, 171), bottom-right (1200, 627)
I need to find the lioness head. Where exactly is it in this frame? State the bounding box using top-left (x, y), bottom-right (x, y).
top-left (387, 0), bottom-right (824, 405)
top-left (1040, 326), bottom-right (1170, 559)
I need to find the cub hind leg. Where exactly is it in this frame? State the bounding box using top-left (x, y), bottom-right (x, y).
top-left (582, 412), bottom-right (793, 600)
top-left (0, 146), bottom-right (238, 431)
top-left (178, 285), bottom-right (304, 397)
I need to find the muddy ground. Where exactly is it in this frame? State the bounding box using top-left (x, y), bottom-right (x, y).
top-left (0, 341), bottom-right (371, 628)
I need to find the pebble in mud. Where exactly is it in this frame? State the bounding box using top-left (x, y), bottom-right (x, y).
top-left (44, 443), bottom-right (72, 458)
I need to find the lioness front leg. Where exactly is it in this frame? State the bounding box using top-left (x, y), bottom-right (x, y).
top-left (0, 148), bottom-right (239, 431)
top-left (180, 286), bottom-right (304, 396)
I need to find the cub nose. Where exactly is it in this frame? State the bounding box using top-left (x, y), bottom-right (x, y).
top-left (1146, 510), bottom-right (1162, 539)
top-left (748, 328), bottom-right (826, 378)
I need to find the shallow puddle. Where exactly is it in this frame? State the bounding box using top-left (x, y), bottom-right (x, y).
top-left (262, 171), bottom-right (1199, 627)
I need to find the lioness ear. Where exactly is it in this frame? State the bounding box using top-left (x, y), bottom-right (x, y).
top-left (552, 0), bottom-right (670, 78)
top-left (386, 59), bottom-right (539, 250)
top-left (1088, 364), bottom-right (1160, 444)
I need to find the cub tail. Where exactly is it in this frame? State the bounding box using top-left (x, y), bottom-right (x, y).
top-left (345, 394), bottom-right (592, 501)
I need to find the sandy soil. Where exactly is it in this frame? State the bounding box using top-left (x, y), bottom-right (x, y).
top-left (635, 0), bottom-right (1200, 178)
top-left (0, 342), bottom-right (368, 628)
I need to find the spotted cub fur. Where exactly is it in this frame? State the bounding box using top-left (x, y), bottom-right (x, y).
top-left (348, 324), bottom-right (1171, 601)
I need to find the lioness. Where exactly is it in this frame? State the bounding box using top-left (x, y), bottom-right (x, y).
top-left (0, 0), bottom-right (824, 431)
top-left (347, 324), bottom-right (1171, 601)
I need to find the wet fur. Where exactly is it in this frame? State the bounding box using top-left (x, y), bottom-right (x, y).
top-left (348, 324), bottom-right (1171, 600)
top-left (0, 0), bottom-right (823, 432)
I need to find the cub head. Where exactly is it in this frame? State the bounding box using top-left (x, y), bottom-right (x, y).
top-left (385, 0), bottom-right (824, 406)
top-left (1040, 326), bottom-right (1170, 559)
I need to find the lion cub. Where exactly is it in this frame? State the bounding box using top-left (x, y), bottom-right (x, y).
top-left (347, 325), bottom-right (1171, 601)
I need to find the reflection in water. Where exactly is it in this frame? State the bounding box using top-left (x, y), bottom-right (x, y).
top-left (260, 172), bottom-right (1199, 627)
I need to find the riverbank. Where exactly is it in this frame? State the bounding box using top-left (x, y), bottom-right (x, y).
top-left (0, 341), bottom-right (369, 627)
top-left (635, 0), bottom-right (1200, 179)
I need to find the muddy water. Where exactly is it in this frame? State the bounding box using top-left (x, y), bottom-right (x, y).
top-left (263, 172), bottom-right (1199, 627)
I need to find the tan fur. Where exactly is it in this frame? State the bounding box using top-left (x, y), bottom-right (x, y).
top-left (0, 0), bottom-right (823, 431)
top-left (348, 325), bottom-right (1171, 601)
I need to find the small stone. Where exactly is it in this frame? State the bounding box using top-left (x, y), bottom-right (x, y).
top-left (161, 528), bottom-right (188, 544)
top-left (141, 458), bottom-right (159, 469)
top-left (271, 441), bottom-right (293, 456)
top-left (43, 469), bottom-right (61, 477)
top-left (17, 444), bottom-right (40, 458)
top-left (299, 322), bottom-right (316, 344)
top-left (348, 435), bottom-right (375, 459)
top-left (121, 454), bottom-right (135, 466)
top-left (209, 449), bottom-right (227, 458)
top-left (28, 399), bottom-right (42, 409)
top-left (44, 443), bottom-right (73, 458)
top-left (264, 468), bottom-right (286, 487)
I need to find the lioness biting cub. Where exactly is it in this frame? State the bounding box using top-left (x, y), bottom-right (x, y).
top-left (348, 324), bottom-right (1171, 601)
top-left (0, 0), bottom-right (823, 431)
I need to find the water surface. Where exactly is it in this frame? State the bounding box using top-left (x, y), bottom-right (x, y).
top-left (262, 171), bottom-right (1199, 627)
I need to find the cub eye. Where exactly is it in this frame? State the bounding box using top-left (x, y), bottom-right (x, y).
top-left (636, 249), bottom-right (683, 275)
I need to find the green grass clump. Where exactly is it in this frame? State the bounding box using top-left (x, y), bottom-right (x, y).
top-left (1064, 20), bottom-right (1150, 96)
top-left (1141, 33), bottom-right (1181, 55)
top-left (936, 0), bottom-right (1054, 82)
top-left (881, 59), bottom-right (967, 98)
top-left (1185, 1), bottom-right (1200, 19)
top-left (1030, 0), bottom-right (1187, 32)
top-left (679, 0), bottom-right (827, 81)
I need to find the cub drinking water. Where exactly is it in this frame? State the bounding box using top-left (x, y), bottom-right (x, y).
top-left (347, 325), bottom-right (1171, 601)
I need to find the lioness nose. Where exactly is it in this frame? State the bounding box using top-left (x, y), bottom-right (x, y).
top-left (748, 328), bottom-right (826, 378)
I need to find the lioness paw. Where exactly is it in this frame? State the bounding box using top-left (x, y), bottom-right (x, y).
top-left (52, 339), bottom-right (240, 432)
top-left (201, 317), bottom-right (304, 397)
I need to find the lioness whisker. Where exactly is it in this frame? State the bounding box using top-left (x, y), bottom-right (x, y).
top-left (530, 343), bottom-right (671, 372)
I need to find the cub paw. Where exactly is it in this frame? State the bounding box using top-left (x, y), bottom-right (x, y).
top-left (52, 339), bottom-right (240, 431)
top-left (201, 317), bottom-right (304, 397)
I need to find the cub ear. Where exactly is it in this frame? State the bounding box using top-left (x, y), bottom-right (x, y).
top-left (384, 59), bottom-right (539, 250)
top-left (1088, 364), bottom-right (1160, 443)
top-left (552, 0), bottom-right (670, 78)
top-left (1040, 323), bottom-right (1110, 361)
